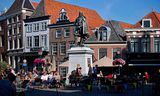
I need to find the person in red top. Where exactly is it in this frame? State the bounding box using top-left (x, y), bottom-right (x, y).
top-left (145, 72), bottom-right (149, 84)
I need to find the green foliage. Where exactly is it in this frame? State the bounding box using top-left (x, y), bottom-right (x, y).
top-left (0, 61), bottom-right (8, 74)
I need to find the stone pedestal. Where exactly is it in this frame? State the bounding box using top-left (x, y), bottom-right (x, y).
top-left (66, 46), bottom-right (94, 85)
top-left (67, 46), bottom-right (94, 76)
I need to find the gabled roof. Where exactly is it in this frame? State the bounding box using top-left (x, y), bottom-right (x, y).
top-left (131, 11), bottom-right (160, 28)
top-left (4, 0), bottom-right (36, 15)
top-left (119, 21), bottom-right (133, 29)
top-left (31, 0), bottom-right (105, 35)
top-left (87, 20), bottom-right (126, 42)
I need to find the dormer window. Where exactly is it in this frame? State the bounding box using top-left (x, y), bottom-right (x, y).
top-left (96, 26), bottom-right (111, 41)
top-left (142, 19), bottom-right (152, 28)
top-left (58, 9), bottom-right (69, 21)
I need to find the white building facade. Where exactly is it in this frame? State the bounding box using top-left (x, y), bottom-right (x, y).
top-left (24, 16), bottom-right (50, 70)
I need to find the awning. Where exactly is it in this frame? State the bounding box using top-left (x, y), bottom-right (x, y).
top-left (93, 56), bottom-right (114, 67)
top-left (59, 61), bottom-right (69, 67)
top-left (129, 64), bottom-right (160, 66)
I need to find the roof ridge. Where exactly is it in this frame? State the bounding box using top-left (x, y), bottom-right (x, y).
top-left (109, 20), bottom-right (122, 41)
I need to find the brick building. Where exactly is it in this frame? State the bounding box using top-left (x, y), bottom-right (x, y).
top-left (27, 0), bottom-right (104, 74)
top-left (125, 11), bottom-right (160, 74)
top-left (86, 20), bottom-right (131, 67)
top-left (0, 0), bottom-right (38, 71)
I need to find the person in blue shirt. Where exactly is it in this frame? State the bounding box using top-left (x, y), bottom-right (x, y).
top-left (0, 73), bottom-right (16, 96)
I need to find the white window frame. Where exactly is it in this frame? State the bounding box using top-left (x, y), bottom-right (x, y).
top-left (51, 43), bottom-right (57, 55)
top-left (60, 43), bottom-right (66, 55)
top-left (34, 36), bottom-right (39, 47)
top-left (64, 28), bottom-right (70, 37)
top-left (17, 38), bottom-right (20, 49)
top-left (33, 23), bottom-right (39, 32)
top-left (26, 36), bottom-right (32, 48)
top-left (41, 35), bottom-right (47, 47)
top-left (8, 37), bottom-right (12, 50)
top-left (41, 22), bottom-right (47, 31)
top-left (142, 19), bottom-right (152, 28)
top-left (56, 29), bottom-right (61, 38)
top-left (26, 24), bottom-right (32, 33)
top-left (13, 27), bottom-right (16, 35)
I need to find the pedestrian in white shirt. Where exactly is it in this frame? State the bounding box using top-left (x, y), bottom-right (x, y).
top-left (41, 71), bottom-right (48, 88)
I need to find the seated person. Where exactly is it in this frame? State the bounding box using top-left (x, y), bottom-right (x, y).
top-left (41, 72), bottom-right (48, 87)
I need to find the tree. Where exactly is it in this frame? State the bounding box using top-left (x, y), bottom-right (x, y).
top-left (0, 61), bottom-right (9, 74)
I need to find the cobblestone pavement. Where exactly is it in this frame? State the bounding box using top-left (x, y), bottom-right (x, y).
top-left (25, 84), bottom-right (154, 96)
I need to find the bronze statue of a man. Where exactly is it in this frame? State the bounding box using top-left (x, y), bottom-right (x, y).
top-left (74, 12), bottom-right (89, 46)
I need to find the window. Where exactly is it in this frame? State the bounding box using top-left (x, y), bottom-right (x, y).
top-left (8, 29), bottom-right (12, 36)
top-left (51, 43), bottom-right (57, 54)
top-left (13, 28), bottom-right (16, 35)
top-left (19, 38), bottom-right (22, 48)
top-left (56, 29), bottom-right (61, 38)
top-left (142, 19), bottom-right (152, 28)
top-left (64, 28), bottom-right (70, 37)
top-left (60, 43), bottom-right (66, 54)
top-left (141, 38), bottom-right (150, 52)
top-left (99, 48), bottom-right (107, 59)
top-left (14, 38), bottom-right (17, 49)
top-left (130, 38), bottom-right (139, 52)
top-left (58, 8), bottom-right (69, 21)
top-left (8, 39), bottom-right (12, 49)
top-left (34, 36), bottom-right (39, 47)
top-left (41, 22), bottom-right (47, 31)
top-left (33, 23), bottom-right (39, 31)
top-left (98, 26), bottom-right (111, 41)
top-left (154, 38), bottom-right (160, 52)
top-left (41, 35), bottom-right (47, 47)
top-left (26, 24), bottom-right (32, 33)
top-left (27, 36), bottom-right (32, 47)
top-left (113, 48), bottom-right (121, 60)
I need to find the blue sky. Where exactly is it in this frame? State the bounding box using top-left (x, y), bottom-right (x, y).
top-left (0, 0), bottom-right (159, 24)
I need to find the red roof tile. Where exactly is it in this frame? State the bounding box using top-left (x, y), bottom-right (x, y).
top-left (131, 11), bottom-right (160, 28)
top-left (119, 21), bottom-right (133, 28)
top-left (32, 2), bottom-right (39, 9)
top-left (33, 0), bottom-right (105, 35)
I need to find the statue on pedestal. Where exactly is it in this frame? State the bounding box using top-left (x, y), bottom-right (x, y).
top-left (74, 12), bottom-right (89, 46)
